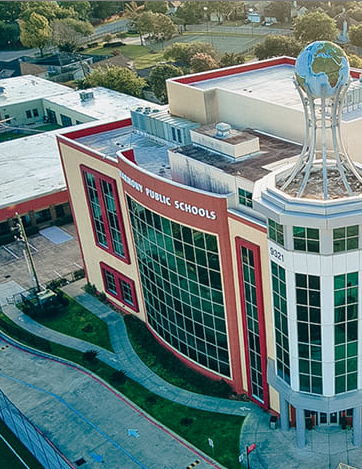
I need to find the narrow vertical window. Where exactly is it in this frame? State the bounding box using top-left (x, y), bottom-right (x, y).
top-left (334, 272), bottom-right (358, 394)
top-left (239, 243), bottom-right (265, 403)
top-left (82, 167), bottom-right (129, 261)
top-left (296, 273), bottom-right (322, 395)
top-left (271, 262), bottom-right (290, 384)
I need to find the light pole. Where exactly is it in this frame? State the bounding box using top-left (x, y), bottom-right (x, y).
top-left (203, 6), bottom-right (213, 46)
top-left (13, 213), bottom-right (41, 294)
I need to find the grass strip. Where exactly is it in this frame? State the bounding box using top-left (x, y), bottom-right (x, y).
top-left (0, 312), bottom-right (244, 469)
top-left (124, 314), bottom-right (235, 398)
top-left (34, 295), bottom-right (113, 352)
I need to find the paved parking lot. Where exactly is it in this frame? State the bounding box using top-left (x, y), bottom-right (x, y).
top-left (0, 223), bottom-right (83, 291)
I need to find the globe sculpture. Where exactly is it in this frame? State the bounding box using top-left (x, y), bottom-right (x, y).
top-left (280, 41), bottom-right (362, 199)
top-left (295, 40), bottom-right (349, 98)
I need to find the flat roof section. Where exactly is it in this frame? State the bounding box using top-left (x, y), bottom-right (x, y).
top-left (76, 126), bottom-right (172, 177)
top-left (190, 64), bottom-right (300, 108)
top-left (0, 75), bottom-right (72, 106)
top-left (177, 130), bottom-right (301, 182)
top-left (0, 130), bottom-right (66, 209)
top-left (46, 87), bottom-right (160, 122)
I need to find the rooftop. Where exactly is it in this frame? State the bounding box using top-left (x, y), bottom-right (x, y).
top-left (177, 130), bottom-right (301, 182)
top-left (190, 64), bottom-right (301, 109)
top-left (0, 75), bottom-right (72, 106)
top-left (45, 87), bottom-right (158, 121)
top-left (75, 123), bottom-right (301, 184)
top-left (0, 87), bottom-right (154, 209)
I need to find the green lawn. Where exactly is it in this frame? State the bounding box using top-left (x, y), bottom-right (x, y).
top-left (0, 311), bottom-right (245, 469)
top-left (0, 421), bottom-right (44, 469)
top-left (36, 296), bottom-right (113, 352)
top-left (85, 43), bottom-right (165, 69)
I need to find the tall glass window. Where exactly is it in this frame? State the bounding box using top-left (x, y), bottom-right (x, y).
top-left (101, 180), bottom-right (125, 257)
top-left (334, 272), bottom-right (358, 394)
top-left (241, 246), bottom-right (264, 403)
top-left (127, 197), bottom-right (230, 377)
top-left (271, 262), bottom-right (290, 384)
top-left (268, 219), bottom-right (284, 247)
top-left (333, 226), bottom-right (359, 253)
top-left (293, 227), bottom-right (319, 253)
top-left (296, 273), bottom-right (322, 395)
top-left (82, 167), bottom-right (128, 260)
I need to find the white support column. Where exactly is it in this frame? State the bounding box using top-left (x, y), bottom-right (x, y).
top-left (279, 395), bottom-right (289, 431)
top-left (296, 407), bottom-right (306, 448)
top-left (353, 406), bottom-right (361, 447)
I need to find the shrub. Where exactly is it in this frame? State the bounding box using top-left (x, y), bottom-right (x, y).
top-left (84, 283), bottom-right (97, 295)
top-left (111, 370), bottom-right (127, 386)
top-left (83, 349), bottom-right (98, 363)
top-left (180, 417), bottom-right (194, 427)
top-left (73, 269), bottom-right (85, 281)
top-left (97, 292), bottom-right (107, 303)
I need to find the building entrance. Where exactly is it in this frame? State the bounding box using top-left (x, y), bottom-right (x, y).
top-left (318, 412), bottom-right (339, 426)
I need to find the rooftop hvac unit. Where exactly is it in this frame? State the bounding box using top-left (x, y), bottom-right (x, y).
top-left (79, 90), bottom-right (94, 101)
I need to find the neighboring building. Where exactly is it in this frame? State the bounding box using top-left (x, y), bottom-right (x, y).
top-left (0, 75), bottom-right (160, 244)
top-left (58, 42), bottom-right (362, 449)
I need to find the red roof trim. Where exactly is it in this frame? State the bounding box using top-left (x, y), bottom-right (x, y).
top-left (172, 57), bottom-right (296, 85)
top-left (62, 118), bottom-right (132, 140)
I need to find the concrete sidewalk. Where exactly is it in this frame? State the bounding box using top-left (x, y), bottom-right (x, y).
top-left (2, 280), bottom-right (362, 469)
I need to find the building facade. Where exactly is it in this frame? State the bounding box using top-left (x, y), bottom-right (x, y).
top-left (58, 45), bottom-right (362, 448)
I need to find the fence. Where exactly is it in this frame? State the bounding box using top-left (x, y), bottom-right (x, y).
top-left (0, 388), bottom-right (76, 469)
top-left (337, 464), bottom-right (360, 469)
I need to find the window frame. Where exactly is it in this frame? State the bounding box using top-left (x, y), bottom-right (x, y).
top-left (238, 188), bottom-right (253, 208)
top-left (293, 226), bottom-right (320, 253)
top-left (101, 262), bottom-right (138, 312)
top-left (333, 226), bottom-right (359, 253)
top-left (81, 165), bottom-right (130, 263)
top-left (268, 219), bottom-right (284, 247)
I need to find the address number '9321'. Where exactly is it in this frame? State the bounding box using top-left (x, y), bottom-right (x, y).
top-left (270, 247), bottom-right (284, 262)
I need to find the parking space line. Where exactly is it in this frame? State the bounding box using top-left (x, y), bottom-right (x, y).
top-left (2, 246), bottom-right (19, 259)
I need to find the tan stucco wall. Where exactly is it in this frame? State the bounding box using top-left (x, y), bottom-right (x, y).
top-left (167, 80), bottom-right (219, 124)
top-left (228, 215), bottom-right (275, 402)
top-left (59, 141), bottom-right (146, 322)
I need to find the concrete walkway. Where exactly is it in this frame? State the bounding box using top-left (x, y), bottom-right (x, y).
top-left (2, 280), bottom-right (362, 469)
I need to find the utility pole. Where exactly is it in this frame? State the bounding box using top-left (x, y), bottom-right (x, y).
top-left (13, 213), bottom-right (41, 293)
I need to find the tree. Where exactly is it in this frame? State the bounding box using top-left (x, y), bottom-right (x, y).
top-left (20, 1), bottom-right (77, 22)
top-left (153, 13), bottom-right (177, 40)
top-left (164, 41), bottom-right (218, 67)
top-left (347, 53), bottom-right (362, 69)
top-left (144, 1), bottom-right (168, 15)
top-left (51, 18), bottom-right (93, 52)
top-left (190, 52), bottom-right (219, 73)
top-left (0, 1), bottom-right (23, 22)
top-left (264, 1), bottom-right (291, 23)
top-left (348, 25), bottom-right (362, 48)
top-left (255, 35), bottom-right (302, 60)
top-left (206, 1), bottom-right (243, 24)
top-left (58, 2), bottom-right (92, 21)
top-left (148, 63), bottom-right (183, 103)
top-left (175, 1), bottom-right (205, 30)
top-left (79, 66), bottom-right (146, 98)
top-left (90, 2), bottom-right (125, 21)
top-left (219, 52), bottom-right (245, 68)
top-left (0, 21), bottom-right (20, 48)
top-left (19, 12), bottom-right (51, 56)
top-left (293, 11), bottom-right (338, 44)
